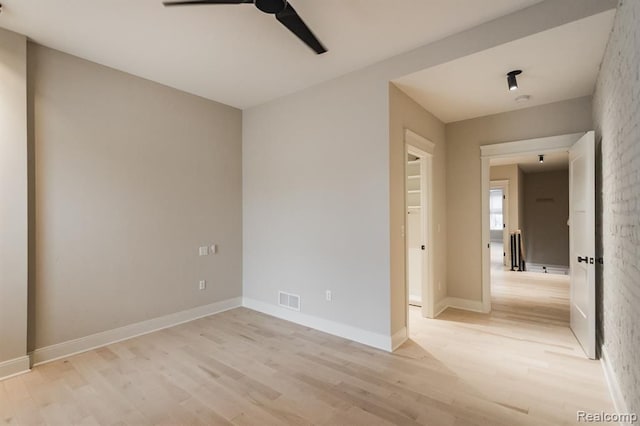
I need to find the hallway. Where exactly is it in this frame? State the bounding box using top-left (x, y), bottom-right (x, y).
top-left (407, 252), bottom-right (610, 424)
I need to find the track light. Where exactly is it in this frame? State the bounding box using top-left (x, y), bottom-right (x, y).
top-left (507, 70), bottom-right (522, 91)
top-left (539, 155), bottom-right (544, 164)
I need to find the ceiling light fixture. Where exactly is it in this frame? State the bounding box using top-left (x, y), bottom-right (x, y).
top-left (539, 155), bottom-right (545, 164)
top-left (507, 70), bottom-right (522, 91)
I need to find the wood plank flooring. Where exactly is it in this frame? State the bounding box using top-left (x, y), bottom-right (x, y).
top-left (1, 276), bottom-right (612, 425)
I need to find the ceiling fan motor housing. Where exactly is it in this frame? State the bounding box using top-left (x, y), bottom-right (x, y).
top-left (255, 0), bottom-right (287, 14)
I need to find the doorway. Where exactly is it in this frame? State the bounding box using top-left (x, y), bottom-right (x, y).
top-left (489, 181), bottom-right (509, 269)
top-left (480, 132), bottom-right (597, 359)
top-left (404, 129), bottom-right (435, 324)
top-left (407, 152), bottom-right (423, 307)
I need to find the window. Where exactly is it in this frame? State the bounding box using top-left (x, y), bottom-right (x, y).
top-left (490, 189), bottom-right (504, 231)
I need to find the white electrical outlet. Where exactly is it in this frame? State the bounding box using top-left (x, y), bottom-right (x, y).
top-left (199, 246), bottom-right (209, 256)
top-left (325, 290), bottom-right (332, 301)
top-left (199, 280), bottom-right (206, 290)
top-left (210, 244), bottom-right (217, 254)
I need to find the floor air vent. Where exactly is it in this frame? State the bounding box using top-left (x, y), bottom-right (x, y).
top-left (278, 291), bottom-right (300, 311)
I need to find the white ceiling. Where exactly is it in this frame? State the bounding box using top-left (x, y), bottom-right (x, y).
top-left (0, 0), bottom-right (544, 109)
top-left (393, 10), bottom-right (615, 123)
top-left (491, 151), bottom-right (569, 173)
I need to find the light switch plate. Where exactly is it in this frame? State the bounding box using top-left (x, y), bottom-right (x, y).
top-left (210, 244), bottom-right (217, 254)
top-left (199, 246), bottom-right (209, 256)
top-left (199, 280), bottom-right (206, 290)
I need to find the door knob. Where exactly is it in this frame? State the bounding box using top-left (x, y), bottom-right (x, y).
top-left (577, 256), bottom-right (589, 263)
top-left (421, 245), bottom-right (426, 250)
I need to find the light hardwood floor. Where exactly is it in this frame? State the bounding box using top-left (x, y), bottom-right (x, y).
top-left (1, 273), bottom-right (612, 425)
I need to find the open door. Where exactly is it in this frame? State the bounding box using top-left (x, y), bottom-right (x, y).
top-left (404, 129), bottom-right (435, 322)
top-left (569, 131), bottom-right (596, 359)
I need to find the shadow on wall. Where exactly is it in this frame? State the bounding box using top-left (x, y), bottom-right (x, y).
top-left (595, 133), bottom-right (604, 356)
top-left (27, 53), bottom-right (37, 353)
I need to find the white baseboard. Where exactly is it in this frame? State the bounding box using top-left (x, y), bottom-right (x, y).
top-left (526, 263), bottom-right (569, 275)
top-left (600, 345), bottom-right (629, 416)
top-left (434, 297), bottom-right (486, 317)
top-left (434, 298), bottom-right (449, 317)
top-left (31, 297), bottom-right (242, 366)
top-left (391, 327), bottom-right (408, 351)
top-left (447, 297), bottom-right (485, 312)
top-left (242, 297), bottom-right (393, 352)
top-left (0, 356), bottom-right (30, 381)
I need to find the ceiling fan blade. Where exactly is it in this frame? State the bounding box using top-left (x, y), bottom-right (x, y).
top-left (163, 0), bottom-right (252, 6)
top-left (275, 3), bottom-right (327, 54)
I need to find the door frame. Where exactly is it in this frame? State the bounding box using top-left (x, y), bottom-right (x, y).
top-left (479, 132), bottom-right (584, 313)
top-left (404, 129), bottom-right (435, 329)
top-left (489, 180), bottom-right (509, 267)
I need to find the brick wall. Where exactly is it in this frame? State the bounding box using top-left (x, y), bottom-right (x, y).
top-left (592, 0), bottom-right (640, 414)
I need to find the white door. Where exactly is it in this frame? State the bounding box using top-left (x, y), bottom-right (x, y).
top-left (569, 131), bottom-right (596, 359)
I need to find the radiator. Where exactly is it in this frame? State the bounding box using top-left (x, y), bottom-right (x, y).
top-left (510, 232), bottom-right (526, 271)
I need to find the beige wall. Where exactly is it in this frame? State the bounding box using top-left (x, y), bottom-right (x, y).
top-left (0, 29), bottom-right (28, 369)
top-left (389, 84), bottom-right (446, 334)
top-left (28, 44), bottom-right (243, 349)
top-left (490, 164), bottom-right (522, 232)
top-left (445, 96), bottom-right (592, 301)
top-left (523, 170), bottom-right (569, 266)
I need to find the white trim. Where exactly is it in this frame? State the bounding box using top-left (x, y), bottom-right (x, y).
top-left (490, 180), bottom-right (510, 267)
top-left (31, 297), bottom-right (242, 366)
top-left (601, 345), bottom-right (629, 420)
top-left (434, 298), bottom-right (449, 317)
top-left (0, 356), bottom-right (30, 381)
top-left (242, 297), bottom-right (393, 352)
top-left (391, 327), bottom-right (408, 351)
top-left (433, 297), bottom-right (486, 317)
top-left (480, 133), bottom-right (583, 158)
top-left (405, 129), bottom-right (435, 154)
top-left (482, 156), bottom-right (492, 312)
top-left (526, 263), bottom-right (569, 275)
top-left (445, 297), bottom-right (485, 313)
top-left (404, 128), bottom-right (436, 329)
top-left (480, 132), bottom-right (587, 314)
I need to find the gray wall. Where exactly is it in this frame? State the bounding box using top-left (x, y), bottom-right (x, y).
top-left (0, 29), bottom-right (28, 371)
top-left (523, 170), bottom-right (569, 267)
top-left (242, 0), bottom-right (612, 341)
top-left (593, 0), bottom-right (640, 414)
top-left (28, 44), bottom-right (243, 349)
top-left (445, 97), bottom-right (593, 301)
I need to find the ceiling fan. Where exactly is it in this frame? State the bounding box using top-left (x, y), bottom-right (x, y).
top-left (163, 0), bottom-right (327, 54)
